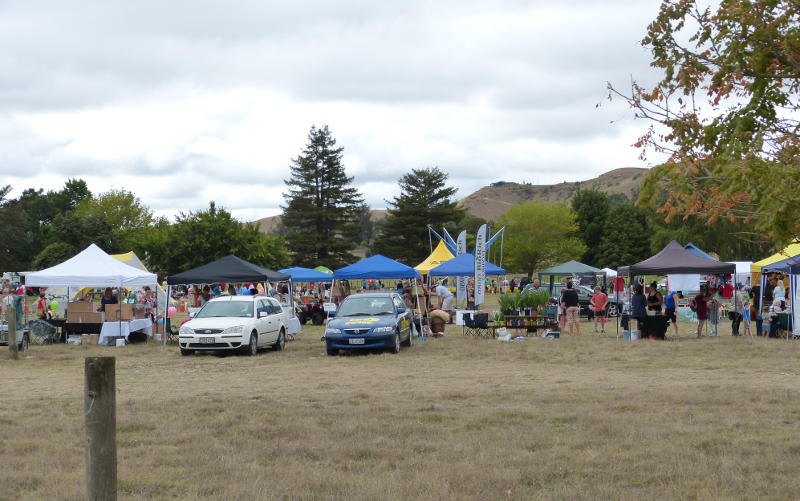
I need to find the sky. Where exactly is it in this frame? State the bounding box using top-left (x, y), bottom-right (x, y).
top-left (0, 0), bottom-right (669, 222)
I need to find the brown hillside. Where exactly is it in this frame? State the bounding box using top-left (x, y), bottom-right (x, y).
top-left (457, 167), bottom-right (647, 222)
top-left (252, 168), bottom-right (647, 233)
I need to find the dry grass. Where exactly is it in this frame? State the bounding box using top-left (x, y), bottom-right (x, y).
top-left (2, 313), bottom-right (800, 500)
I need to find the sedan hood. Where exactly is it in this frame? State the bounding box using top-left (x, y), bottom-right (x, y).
top-left (185, 317), bottom-right (250, 330)
top-left (328, 314), bottom-right (396, 330)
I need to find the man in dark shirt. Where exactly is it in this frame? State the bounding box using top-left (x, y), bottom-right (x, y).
top-left (749, 285), bottom-right (762, 336)
top-left (560, 281), bottom-right (580, 336)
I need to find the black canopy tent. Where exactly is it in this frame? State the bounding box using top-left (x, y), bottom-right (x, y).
top-left (166, 255), bottom-right (295, 329)
top-left (167, 255), bottom-right (290, 285)
top-left (616, 241), bottom-right (736, 339)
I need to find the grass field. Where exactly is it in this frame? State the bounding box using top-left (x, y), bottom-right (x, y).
top-left (2, 311), bottom-right (800, 500)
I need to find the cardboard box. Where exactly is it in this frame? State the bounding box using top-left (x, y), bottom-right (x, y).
top-left (67, 311), bottom-right (83, 323)
top-left (69, 301), bottom-right (95, 313)
top-left (81, 334), bottom-right (89, 345)
top-left (104, 304), bottom-right (132, 321)
top-left (83, 312), bottom-right (105, 324)
top-left (88, 334), bottom-right (99, 345)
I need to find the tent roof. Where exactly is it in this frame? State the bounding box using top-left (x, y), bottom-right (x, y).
top-left (25, 244), bottom-right (157, 287)
top-left (601, 267), bottom-right (617, 277)
top-left (537, 260), bottom-right (603, 278)
top-left (684, 242), bottom-right (717, 261)
top-left (428, 253), bottom-right (506, 277)
top-left (333, 254), bottom-right (422, 280)
top-left (761, 254), bottom-right (800, 274)
top-left (414, 240), bottom-right (455, 273)
top-left (167, 255), bottom-right (290, 285)
top-left (111, 251), bottom-right (148, 272)
top-left (622, 240), bottom-right (735, 275)
top-left (278, 267), bottom-right (335, 282)
top-left (751, 241), bottom-right (800, 273)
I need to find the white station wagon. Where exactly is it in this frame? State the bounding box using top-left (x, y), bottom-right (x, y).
top-left (178, 295), bottom-right (289, 356)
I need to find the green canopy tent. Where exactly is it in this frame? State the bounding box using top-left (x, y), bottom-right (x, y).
top-left (537, 260), bottom-right (606, 293)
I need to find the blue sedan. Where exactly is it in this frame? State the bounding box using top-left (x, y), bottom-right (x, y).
top-left (324, 292), bottom-right (413, 355)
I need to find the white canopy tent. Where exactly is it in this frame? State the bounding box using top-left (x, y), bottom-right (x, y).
top-left (601, 267), bottom-right (617, 278)
top-left (26, 244), bottom-right (157, 288)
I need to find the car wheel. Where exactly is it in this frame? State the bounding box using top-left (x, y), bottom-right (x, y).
top-left (401, 326), bottom-right (412, 347)
top-left (326, 344), bottom-right (338, 356)
top-left (389, 331), bottom-right (401, 354)
top-left (247, 332), bottom-right (258, 356)
top-left (180, 347), bottom-right (193, 356)
top-left (273, 328), bottom-right (286, 351)
top-left (299, 314), bottom-right (308, 325)
top-left (311, 311), bottom-right (324, 325)
top-left (607, 304), bottom-right (619, 317)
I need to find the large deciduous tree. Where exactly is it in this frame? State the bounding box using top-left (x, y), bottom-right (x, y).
top-left (75, 189), bottom-right (154, 251)
top-left (571, 189), bottom-right (611, 267)
top-left (497, 202), bottom-right (586, 277)
top-left (147, 202), bottom-right (290, 277)
top-left (596, 204), bottom-right (651, 269)
top-left (372, 167), bottom-right (466, 264)
top-left (282, 125), bottom-right (366, 268)
top-left (611, 0), bottom-right (800, 246)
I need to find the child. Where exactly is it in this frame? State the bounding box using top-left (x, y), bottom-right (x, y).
top-left (741, 297), bottom-right (751, 336)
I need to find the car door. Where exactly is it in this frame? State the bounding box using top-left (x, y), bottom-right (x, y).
top-left (255, 300), bottom-right (270, 340)
top-left (267, 299), bottom-right (282, 342)
top-left (392, 295), bottom-right (410, 335)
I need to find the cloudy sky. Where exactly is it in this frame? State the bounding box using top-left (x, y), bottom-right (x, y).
top-left (1, 0), bottom-right (668, 222)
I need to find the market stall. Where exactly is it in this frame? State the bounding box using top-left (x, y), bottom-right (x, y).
top-left (618, 240), bottom-right (735, 340)
top-left (24, 244), bottom-right (158, 344)
top-left (167, 255), bottom-right (298, 336)
top-left (537, 260), bottom-right (606, 292)
top-left (414, 240), bottom-right (455, 276)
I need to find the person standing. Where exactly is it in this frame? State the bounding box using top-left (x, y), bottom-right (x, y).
top-left (631, 284), bottom-right (647, 336)
top-left (731, 286), bottom-right (744, 336)
top-left (693, 285), bottom-right (711, 338)
top-left (646, 281), bottom-right (663, 314)
top-left (590, 286), bottom-right (608, 333)
top-left (664, 290), bottom-right (681, 337)
top-left (749, 284), bottom-right (762, 336)
top-left (100, 287), bottom-right (118, 312)
top-left (560, 281), bottom-right (580, 336)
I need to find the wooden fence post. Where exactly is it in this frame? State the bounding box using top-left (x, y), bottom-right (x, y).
top-left (85, 357), bottom-right (117, 501)
top-left (8, 304), bottom-right (18, 360)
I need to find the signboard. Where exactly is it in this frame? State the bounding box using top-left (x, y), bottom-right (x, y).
top-left (456, 230), bottom-right (467, 306)
top-left (323, 302), bottom-right (337, 312)
top-left (474, 224), bottom-right (487, 306)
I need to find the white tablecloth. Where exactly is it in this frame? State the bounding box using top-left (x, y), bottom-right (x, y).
top-left (99, 319), bottom-right (153, 345)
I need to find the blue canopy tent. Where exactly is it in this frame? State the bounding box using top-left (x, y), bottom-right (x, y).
top-left (333, 254), bottom-right (422, 280)
top-left (762, 255), bottom-right (800, 338)
top-left (684, 242), bottom-right (717, 261)
top-left (333, 255), bottom-right (424, 331)
top-left (279, 267), bottom-right (335, 282)
top-left (427, 253), bottom-right (506, 277)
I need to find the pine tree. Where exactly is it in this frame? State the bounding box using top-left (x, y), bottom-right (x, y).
top-left (596, 204), bottom-right (650, 269)
top-left (571, 189), bottom-right (610, 267)
top-left (282, 125), bottom-right (366, 268)
top-left (372, 167), bottom-right (466, 264)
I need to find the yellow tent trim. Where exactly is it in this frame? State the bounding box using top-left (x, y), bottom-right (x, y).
top-left (414, 240), bottom-right (455, 274)
top-left (751, 240), bottom-right (800, 283)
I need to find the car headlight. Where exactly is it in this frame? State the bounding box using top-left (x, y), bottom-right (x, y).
top-left (222, 325), bottom-right (244, 334)
top-left (372, 326), bottom-right (394, 333)
top-left (325, 328), bottom-right (341, 334)
top-left (179, 326), bottom-right (194, 335)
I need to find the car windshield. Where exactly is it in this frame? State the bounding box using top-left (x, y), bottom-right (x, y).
top-left (195, 300), bottom-right (254, 318)
top-left (336, 297), bottom-right (395, 317)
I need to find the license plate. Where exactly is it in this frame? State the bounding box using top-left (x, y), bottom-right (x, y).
top-left (200, 337), bottom-right (215, 344)
top-left (349, 338), bottom-right (365, 345)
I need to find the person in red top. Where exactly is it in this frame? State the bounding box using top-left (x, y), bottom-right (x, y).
top-left (693, 284), bottom-right (711, 338)
top-left (590, 286), bottom-right (609, 333)
top-left (35, 292), bottom-right (48, 319)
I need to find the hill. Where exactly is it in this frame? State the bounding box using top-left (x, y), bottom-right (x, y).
top-left (457, 167), bottom-right (647, 222)
top-left (252, 167), bottom-right (647, 233)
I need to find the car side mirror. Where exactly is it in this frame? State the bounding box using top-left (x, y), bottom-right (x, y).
top-left (396, 307), bottom-right (406, 314)
top-left (259, 311), bottom-right (268, 318)
top-left (328, 311), bottom-right (336, 317)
